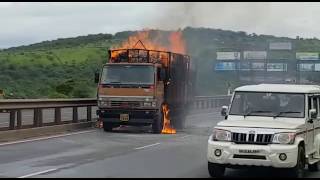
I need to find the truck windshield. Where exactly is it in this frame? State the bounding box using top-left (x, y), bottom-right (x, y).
top-left (101, 65), bottom-right (154, 85)
top-left (229, 92), bottom-right (305, 118)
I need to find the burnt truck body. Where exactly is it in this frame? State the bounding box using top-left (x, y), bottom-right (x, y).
top-left (95, 48), bottom-right (195, 133)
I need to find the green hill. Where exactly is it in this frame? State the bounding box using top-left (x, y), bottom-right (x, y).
top-left (1, 27), bottom-right (320, 98)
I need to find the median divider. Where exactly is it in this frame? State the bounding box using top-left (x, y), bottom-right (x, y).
top-left (0, 121), bottom-right (95, 143)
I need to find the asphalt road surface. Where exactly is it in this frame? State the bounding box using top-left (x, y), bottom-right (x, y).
top-left (0, 108), bottom-right (320, 178)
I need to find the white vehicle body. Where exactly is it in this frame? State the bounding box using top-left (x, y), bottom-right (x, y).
top-left (207, 84), bottom-right (320, 177)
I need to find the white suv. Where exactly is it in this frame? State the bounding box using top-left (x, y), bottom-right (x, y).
top-left (207, 84), bottom-right (320, 177)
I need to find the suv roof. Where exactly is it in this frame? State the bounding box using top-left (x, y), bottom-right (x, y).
top-left (235, 84), bottom-right (320, 93)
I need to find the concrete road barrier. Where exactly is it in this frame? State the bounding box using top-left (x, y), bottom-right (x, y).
top-left (0, 121), bottom-right (95, 143)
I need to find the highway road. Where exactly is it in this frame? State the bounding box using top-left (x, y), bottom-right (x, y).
top-left (0, 108), bottom-right (320, 178)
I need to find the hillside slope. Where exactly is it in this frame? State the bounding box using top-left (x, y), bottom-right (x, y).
top-left (1, 27), bottom-right (320, 98)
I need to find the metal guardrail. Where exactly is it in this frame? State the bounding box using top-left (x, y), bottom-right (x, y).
top-left (0, 98), bottom-right (97, 131)
top-left (0, 98), bottom-right (97, 110)
top-left (0, 96), bottom-right (231, 131)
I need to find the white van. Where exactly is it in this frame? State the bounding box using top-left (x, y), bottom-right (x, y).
top-left (207, 84), bottom-right (320, 177)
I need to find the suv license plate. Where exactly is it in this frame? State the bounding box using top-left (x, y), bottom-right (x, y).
top-left (120, 114), bottom-right (129, 121)
top-left (239, 149), bottom-right (260, 153)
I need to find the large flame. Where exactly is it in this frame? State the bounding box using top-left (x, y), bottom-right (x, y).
top-left (168, 31), bottom-right (186, 54)
top-left (112, 30), bottom-right (186, 54)
top-left (116, 30), bottom-right (167, 51)
top-left (161, 104), bottom-right (176, 134)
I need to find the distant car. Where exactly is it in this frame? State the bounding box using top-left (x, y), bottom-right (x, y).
top-left (207, 84), bottom-right (320, 177)
top-left (285, 78), bottom-right (296, 83)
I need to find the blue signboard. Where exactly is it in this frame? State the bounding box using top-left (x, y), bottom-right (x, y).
top-left (215, 62), bottom-right (236, 71)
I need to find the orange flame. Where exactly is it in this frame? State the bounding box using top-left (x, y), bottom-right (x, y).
top-left (112, 30), bottom-right (186, 54)
top-left (161, 104), bottom-right (176, 134)
top-left (114, 30), bottom-right (167, 51)
top-left (169, 31), bottom-right (186, 54)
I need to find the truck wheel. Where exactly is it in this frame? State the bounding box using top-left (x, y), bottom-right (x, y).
top-left (103, 122), bottom-right (113, 132)
top-left (289, 145), bottom-right (305, 178)
top-left (208, 162), bottom-right (225, 178)
top-left (174, 114), bottom-right (186, 130)
top-left (152, 110), bottom-right (163, 134)
top-left (308, 161), bottom-right (319, 172)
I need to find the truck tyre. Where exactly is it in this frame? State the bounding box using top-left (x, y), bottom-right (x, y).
top-left (152, 109), bottom-right (163, 134)
top-left (289, 145), bottom-right (305, 178)
top-left (308, 161), bottom-right (319, 172)
top-left (174, 113), bottom-right (186, 130)
top-left (208, 162), bottom-right (225, 178)
top-left (103, 122), bottom-right (113, 132)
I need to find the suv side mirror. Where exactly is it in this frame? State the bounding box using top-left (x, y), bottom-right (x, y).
top-left (94, 71), bottom-right (100, 83)
top-left (221, 106), bottom-right (228, 118)
top-left (309, 109), bottom-right (317, 119)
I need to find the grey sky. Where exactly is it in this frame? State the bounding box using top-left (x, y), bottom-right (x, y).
top-left (0, 2), bottom-right (320, 48)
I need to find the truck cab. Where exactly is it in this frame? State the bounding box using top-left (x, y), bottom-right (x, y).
top-left (96, 62), bottom-right (164, 132)
top-left (207, 84), bottom-right (320, 177)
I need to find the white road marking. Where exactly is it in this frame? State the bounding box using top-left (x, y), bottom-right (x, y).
top-left (134, 143), bottom-right (161, 150)
top-left (18, 168), bottom-right (58, 178)
top-left (0, 130), bottom-right (95, 147)
top-left (179, 135), bottom-right (192, 139)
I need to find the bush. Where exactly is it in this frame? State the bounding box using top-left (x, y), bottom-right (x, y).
top-left (55, 80), bottom-right (75, 96)
top-left (71, 82), bottom-right (95, 98)
top-left (48, 92), bottom-right (69, 98)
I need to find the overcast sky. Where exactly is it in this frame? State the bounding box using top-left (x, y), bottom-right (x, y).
top-left (1, 2), bottom-right (320, 48)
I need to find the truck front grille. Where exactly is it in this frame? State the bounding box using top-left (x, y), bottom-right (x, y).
top-left (110, 101), bottom-right (140, 108)
top-left (231, 133), bottom-right (273, 145)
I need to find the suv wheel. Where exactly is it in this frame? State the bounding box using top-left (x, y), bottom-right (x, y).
top-left (208, 162), bottom-right (225, 178)
top-left (289, 145), bottom-right (305, 178)
top-left (308, 161), bottom-right (319, 172)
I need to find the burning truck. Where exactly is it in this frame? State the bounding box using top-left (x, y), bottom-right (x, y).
top-left (94, 31), bottom-right (195, 134)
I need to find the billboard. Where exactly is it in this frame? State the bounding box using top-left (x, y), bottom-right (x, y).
top-left (252, 62), bottom-right (265, 71)
top-left (267, 63), bottom-right (287, 72)
top-left (239, 62), bottom-right (250, 71)
top-left (315, 64), bottom-right (320, 71)
top-left (243, 51), bottom-right (267, 60)
top-left (296, 52), bottom-right (319, 60)
top-left (216, 52), bottom-right (241, 60)
top-left (215, 62), bottom-right (236, 71)
top-left (299, 63), bottom-right (314, 71)
top-left (269, 42), bottom-right (292, 50)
